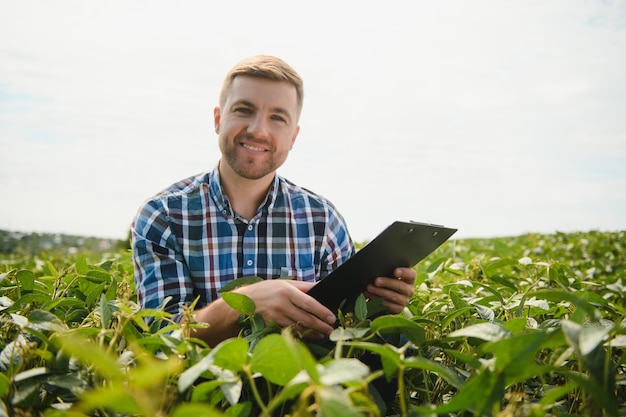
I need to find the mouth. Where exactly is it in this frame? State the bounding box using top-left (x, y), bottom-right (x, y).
top-left (241, 142), bottom-right (268, 152)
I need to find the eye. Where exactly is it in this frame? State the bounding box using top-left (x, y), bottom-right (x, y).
top-left (270, 114), bottom-right (287, 123)
top-left (234, 107), bottom-right (252, 115)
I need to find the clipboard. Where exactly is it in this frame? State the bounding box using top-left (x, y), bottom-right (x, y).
top-left (307, 221), bottom-right (457, 313)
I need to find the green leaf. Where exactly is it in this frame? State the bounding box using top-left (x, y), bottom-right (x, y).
top-left (213, 338), bottom-right (249, 373)
top-left (75, 254), bottom-right (89, 275)
top-left (414, 369), bottom-right (504, 415)
top-left (16, 270), bottom-right (35, 291)
top-left (0, 296), bottom-right (14, 311)
top-left (485, 331), bottom-right (551, 374)
top-left (345, 342), bottom-right (401, 380)
top-left (222, 292), bottom-right (256, 316)
top-left (190, 380), bottom-right (224, 402)
top-left (320, 358), bottom-right (369, 386)
top-left (171, 402), bottom-right (227, 417)
top-left (12, 292), bottom-right (52, 309)
top-left (426, 256), bottom-right (447, 273)
top-left (0, 373), bottom-right (10, 397)
top-left (532, 290), bottom-right (597, 318)
top-left (27, 309), bottom-right (68, 332)
top-left (561, 320), bottom-right (615, 391)
top-left (319, 396), bottom-right (363, 417)
top-left (45, 374), bottom-right (88, 393)
top-left (354, 293), bottom-right (368, 321)
top-left (13, 367), bottom-right (50, 382)
top-left (250, 334), bottom-right (302, 386)
top-left (218, 276), bottom-right (263, 293)
top-left (42, 297), bottom-right (86, 312)
top-left (441, 306), bottom-right (474, 329)
top-left (449, 290), bottom-right (468, 310)
top-left (100, 293), bottom-right (112, 329)
top-left (178, 351), bottom-right (218, 392)
top-left (128, 356), bottom-right (182, 389)
top-left (78, 280), bottom-right (107, 308)
top-left (329, 326), bottom-right (370, 341)
top-left (85, 269), bottom-right (113, 283)
top-left (403, 356), bottom-right (462, 388)
top-left (370, 315), bottom-right (426, 346)
top-left (448, 322), bottom-right (511, 342)
top-left (225, 401), bottom-right (252, 417)
top-left (53, 333), bottom-right (123, 381)
top-left (474, 303), bottom-right (495, 321)
top-left (77, 387), bottom-right (141, 415)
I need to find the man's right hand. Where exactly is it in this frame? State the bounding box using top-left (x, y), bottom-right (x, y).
top-left (190, 279), bottom-right (336, 346)
top-left (235, 280), bottom-right (337, 339)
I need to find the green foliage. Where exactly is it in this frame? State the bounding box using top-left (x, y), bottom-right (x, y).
top-left (0, 230), bottom-right (624, 416)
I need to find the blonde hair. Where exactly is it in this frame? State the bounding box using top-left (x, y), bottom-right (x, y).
top-left (219, 55), bottom-right (304, 120)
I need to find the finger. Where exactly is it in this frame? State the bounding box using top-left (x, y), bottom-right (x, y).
top-left (286, 280), bottom-right (316, 291)
top-left (394, 267), bottom-right (417, 284)
top-left (277, 293), bottom-right (335, 334)
top-left (371, 277), bottom-right (414, 297)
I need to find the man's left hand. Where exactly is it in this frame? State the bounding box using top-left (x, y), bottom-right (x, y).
top-left (364, 267), bottom-right (417, 314)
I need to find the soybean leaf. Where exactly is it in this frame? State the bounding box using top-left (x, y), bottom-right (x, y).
top-left (100, 293), bottom-right (112, 329)
top-left (319, 396), bottom-right (363, 417)
top-left (53, 333), bottom-right (123, 381)
top-left (222, 292), bottom-right (255, 316)
top-left (354, 293), bottom-right (367, 321)
top-left (371, 315), bottom-right (426, 346)
top-left (403, 356), bottom-right (463, 388)
top-left (346, 341), bottom-right (401, 381)
top-left (74, 254), bottom-right (89, 275)
top-left (320, 359), bottom-right (369, 386)
top-left (213, 338), bottom-right (249, 374)
top-left (449, 322), bottom-right (511, 343)
top-left (0, 373), bottom-right (10, 397)
top-left (170, 402), bottom-right (227, 417)
top-left (218, 276), bottom-right (263, 293)
top-left (27, 309), bottom-right (68, 332)
top-left (76, 387), bottom-right (141, 415)
top-left (16, 270), bottom-right (35, 292)
top-left (250, 334), bottom-right (302, 386)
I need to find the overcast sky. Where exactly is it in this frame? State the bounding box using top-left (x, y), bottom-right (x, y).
top-left (1, 0), bottom-right (625, 242)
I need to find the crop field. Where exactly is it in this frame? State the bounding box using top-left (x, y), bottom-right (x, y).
top-left (0, 230), bottom-right (624, 416)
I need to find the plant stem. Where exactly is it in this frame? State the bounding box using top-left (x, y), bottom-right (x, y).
top-left (398, 364), bottom-right (407, 416)
top-left (243, 364), bottom-right (269, 416)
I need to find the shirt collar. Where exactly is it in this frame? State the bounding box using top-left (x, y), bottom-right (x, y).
top-left (209, 164), bottom-right (280, 218)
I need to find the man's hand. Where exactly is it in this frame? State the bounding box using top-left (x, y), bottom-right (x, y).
top-left (364, 267), bottom-right (417, 314)
top-left (235, 280), bottom-right (336, 339)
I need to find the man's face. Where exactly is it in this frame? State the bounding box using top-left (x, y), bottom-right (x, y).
top-left (215, 76), bottom-right (300, 181)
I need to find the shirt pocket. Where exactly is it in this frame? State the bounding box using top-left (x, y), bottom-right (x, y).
top-left (279, 266), bottom-right (317, 282)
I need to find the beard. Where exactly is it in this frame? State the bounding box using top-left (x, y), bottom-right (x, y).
top-left (219, 133), bottom-right (289, 180)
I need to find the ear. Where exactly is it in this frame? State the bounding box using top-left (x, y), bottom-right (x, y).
top-left (213, 107), bottom-right (221, 134)
top-left (290, 126), bottom-right (300, 150)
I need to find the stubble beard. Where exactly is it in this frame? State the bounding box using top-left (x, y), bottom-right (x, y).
top-left (220, 134), bottom-right (287, 180)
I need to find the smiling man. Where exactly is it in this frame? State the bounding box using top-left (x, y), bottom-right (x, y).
top-left (131, 55), bottom-right (416, 347)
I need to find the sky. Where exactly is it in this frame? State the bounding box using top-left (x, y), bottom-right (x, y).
top-left (1, 0), bottom-right (625, 243)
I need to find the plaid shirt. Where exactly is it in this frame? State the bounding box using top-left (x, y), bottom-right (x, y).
top-left (132, 166), bottom-right (355, 316)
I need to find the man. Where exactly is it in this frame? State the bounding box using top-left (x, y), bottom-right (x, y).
top-left (132, 55), bottom-right (416, 347)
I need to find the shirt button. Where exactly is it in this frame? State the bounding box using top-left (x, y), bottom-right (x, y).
top-left (246, 260), bottom-right (253, 266)
top-left (247, 224), bottom-right (254, 231)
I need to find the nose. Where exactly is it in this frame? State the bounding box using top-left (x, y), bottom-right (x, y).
top-left (247, 114), bottom-right (270, 138)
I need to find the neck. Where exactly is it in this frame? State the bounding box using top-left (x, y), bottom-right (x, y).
top-left (218, 162), bottom-right (274, 220)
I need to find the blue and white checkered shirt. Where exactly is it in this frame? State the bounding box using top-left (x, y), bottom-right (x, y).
top-left (132, 166), bottom-right (355, 316)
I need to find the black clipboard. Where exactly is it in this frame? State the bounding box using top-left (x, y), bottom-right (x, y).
top-left (307, 221), bottom-right (457, 313)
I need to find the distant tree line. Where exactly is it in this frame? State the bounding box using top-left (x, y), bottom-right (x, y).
top-left (0, 229), bottom-right (129, 255)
